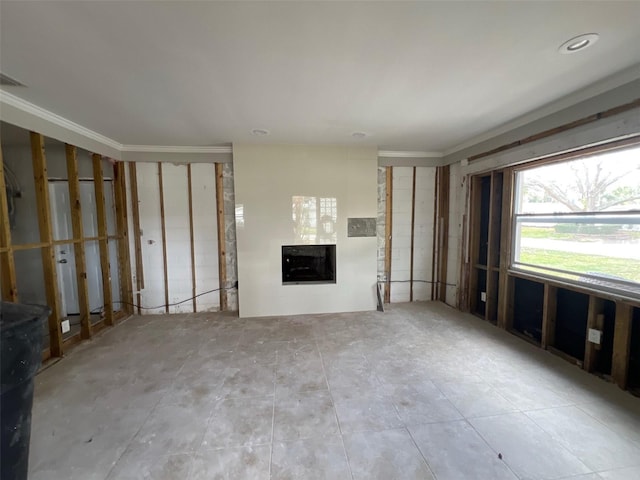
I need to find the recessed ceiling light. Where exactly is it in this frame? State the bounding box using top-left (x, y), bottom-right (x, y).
top-left (558, 33), bottom-right (599, 54)
top-left (251, 128), bottom-right (269, 136)
top-left (351, 132), bottom-right (369, 138)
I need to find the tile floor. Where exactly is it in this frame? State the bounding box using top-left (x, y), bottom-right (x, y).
top-left (29, 302), bottom-right (640, 479)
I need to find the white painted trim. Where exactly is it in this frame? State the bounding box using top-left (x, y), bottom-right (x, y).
top-left (0, 90), bottom-right (123, 151)
top-left (378, 150), bottom-right (443, 158)
top-left (123, 144), bottom-right (232, 154)
top-left (443, 64), bottom-right (640, 157)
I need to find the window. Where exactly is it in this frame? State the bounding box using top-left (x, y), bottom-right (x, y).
top-left (292, 196), bottom-right (337, 244)
top-left (512, 143), bottom-right (640, 295)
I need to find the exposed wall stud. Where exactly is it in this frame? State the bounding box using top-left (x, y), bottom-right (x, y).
top-left (127, 162), bottom-right (143, 315)
top-left (215, 163), bottom-right (228, 311)
top-left (30, 132), bottom-right (63, 357)
top-left (187, 164), bottom-right (197, 312)
top-left (410, 166), bottom-right (416, 302)
top-left (431, 168), bottom-right (439, 301)
top-left (458, 176), bottom-right (470, 310)
top-left (65, 144), bottom-right (92, 339)
top-left (497, 168), bottom-right (514, 329)
top-left (468, 176), bottom-right (482, 314)
top-left (485, 171), bottom-right (503, 323)
top-left (437, 165), bottom-right (450, 302)
top-left (612, 302), bottom-right (633, 389)
top-left (93, 154), bottom-right (114, 325)
top-left (384, 166), bottom-right (393, 303)
top-left (0, 149), bottom-right (18, 302)
top-left (113, 162), bottom-right (133, 315)
top-left (584, 295), bottom-right (605, 373)
top-left (157, 163), bottom-right (169, 313)
top-left (541, 284), bottom-right (558, 350)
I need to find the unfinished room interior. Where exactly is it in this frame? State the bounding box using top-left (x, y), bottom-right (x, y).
top-left (1, 1), bottom-right (640, 479)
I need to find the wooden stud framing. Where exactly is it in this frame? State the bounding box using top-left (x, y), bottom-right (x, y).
top-left (612, 302), bottom-right (633, 389)
top-left (187, 164), bottom-right (197, 312)
top-left (65, 144), bottom-right (92, 339)
top-left (541, 284), bottom-right (558, 350)
top-left (30, 132), bottom-right (63, 357)
top-left (436, 165), bottom-right (450, 302)
top-left (457, 176), bottom-right (470, 310)
top-left (409, 167), bottom-right (416, 302)
top-left (384, 166), bottom-right (393, 303)
top-left (497, 168), bottom-right (514, 329)
top-left (128, 162), bottom-right (143, 315)
top-left (93, 154), bottom-right (114, 325)
top-left (485, 172), bottom-right (503, 323)
top-left (157, 163), bottom-right (169, 313)
top-left (113, 162), bottom-right (133, 315)
top-left (214, 163), bottom-right (228, 311)
top-left (468, 100), bottom-right (640, 162)
top-left (431, 168), bottom-right (439, 301)
top-left (468, 176), bottom-right (483, 314)
top-left (584, 296), bottom-right (605, 373)
top-left (0, 149), bottom-right (18, 302)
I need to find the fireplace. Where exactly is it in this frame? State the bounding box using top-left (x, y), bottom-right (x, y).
top-left (282, 244), bottom-right (336, 285)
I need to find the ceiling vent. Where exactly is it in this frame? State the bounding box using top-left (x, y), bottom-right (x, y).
top-left (0, 73), bottom-right (26, 87)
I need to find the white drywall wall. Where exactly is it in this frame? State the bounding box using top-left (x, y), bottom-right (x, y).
top-left (132, 161), bottom-right (221, 314)
top-left (389, 166), bottom-right (436, 303)
top-left (233, 144), bottom-right (378, 318)
top-left (136, 162), bottom-right (166, 314)
top-left (161, 164), bottom-right (192, 314)
top-left (190, 164), bottom-right (220, 312)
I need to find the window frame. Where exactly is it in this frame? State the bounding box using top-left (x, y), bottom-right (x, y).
top-left (509, 137), bottom-right (640, 298)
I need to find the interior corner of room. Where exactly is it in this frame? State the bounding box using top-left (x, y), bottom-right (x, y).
top-left (2, 2), bottom-right (640, 478)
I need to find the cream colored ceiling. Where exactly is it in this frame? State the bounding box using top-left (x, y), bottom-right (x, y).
top-left (1, 1), bottom-right (639, 152)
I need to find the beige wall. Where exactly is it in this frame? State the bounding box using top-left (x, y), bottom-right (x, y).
top-left (233, 144), bottom-right (378, 318)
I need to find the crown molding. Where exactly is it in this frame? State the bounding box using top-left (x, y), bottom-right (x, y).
top-left (378, 150), bottom-right (443, 158)
top-left (443, 64), bottom-right (640, 157)
top-left (123, 144), bottom-right (232, 154)
top-left (0, 89), bottom-right (123, 151)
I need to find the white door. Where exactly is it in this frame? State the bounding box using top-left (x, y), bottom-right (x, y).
top-left (79, 182), bottom-right (103, 312)
top-left (49, 182), bottom-right (79, 316)
top-left (49, 180), bottom-right (107, 315)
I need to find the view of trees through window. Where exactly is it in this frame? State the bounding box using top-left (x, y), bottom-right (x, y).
top-left (513, 143), bottom-right (640, 293)
top-left (292, 196), bottom-right (337, 244)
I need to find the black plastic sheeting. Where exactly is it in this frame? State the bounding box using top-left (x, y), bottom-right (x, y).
top-left (1, 302), bottom-right (50, 480)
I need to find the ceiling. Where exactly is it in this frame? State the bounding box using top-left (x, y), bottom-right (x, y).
top-left (1, 1), bottom-right (640, 153)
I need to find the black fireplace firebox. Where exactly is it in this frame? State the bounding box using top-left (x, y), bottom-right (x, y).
top-left (282, 244), bottom-right (336, 285)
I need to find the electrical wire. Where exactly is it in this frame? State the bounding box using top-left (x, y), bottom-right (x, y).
top-left (89, 285), bottom-right (237, 314)
top-left (384, 279), bottom-right (458, 287)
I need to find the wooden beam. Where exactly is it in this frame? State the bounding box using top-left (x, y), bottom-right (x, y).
top-left (468, 99), bottom-right (640, 162)
top-left (437, 165), bottom-right (450, 302)
top-left (468, 176), bottom-right (483, 314)
top-left (65, 144), bottom-right (92, 339)
top-left (430, 167), bottom-right (438, 301)
top-left (214, 163), bottom-right (227, 311)
top-left (127, 162), bottom-right (143, 315)
top-left (187, 164), bottom-right (197, 312)
top-left (497, 168), bottom-right (514, 329)
top-left (113, 162), bottom-right (133, 315)
top-left (0, 149), bottom-right (18, 302)
top-left (384, 166), bottom-right (393, 303)
top-left (485, 172), bottom-right (503, 323)
top-left (458, 176), bottom-right (470, 310)
top-left (584, 296), bottom-right (605, 373)
top-left (157, 163), bottom-right (169, 313)
top-left (612, 302), bottom-right (633, 389)
top-left (30, 132), bottom-right (63, 357)
top-left (409, 166), bottom-right (416, 302)
top-left (541, 284), bottom-right (558, 350)
top-left (93, 154), bottom-right (114, 325)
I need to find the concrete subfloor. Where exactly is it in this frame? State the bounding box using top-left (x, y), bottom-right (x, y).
top-left (29, 302), bottom-right (640, 480)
